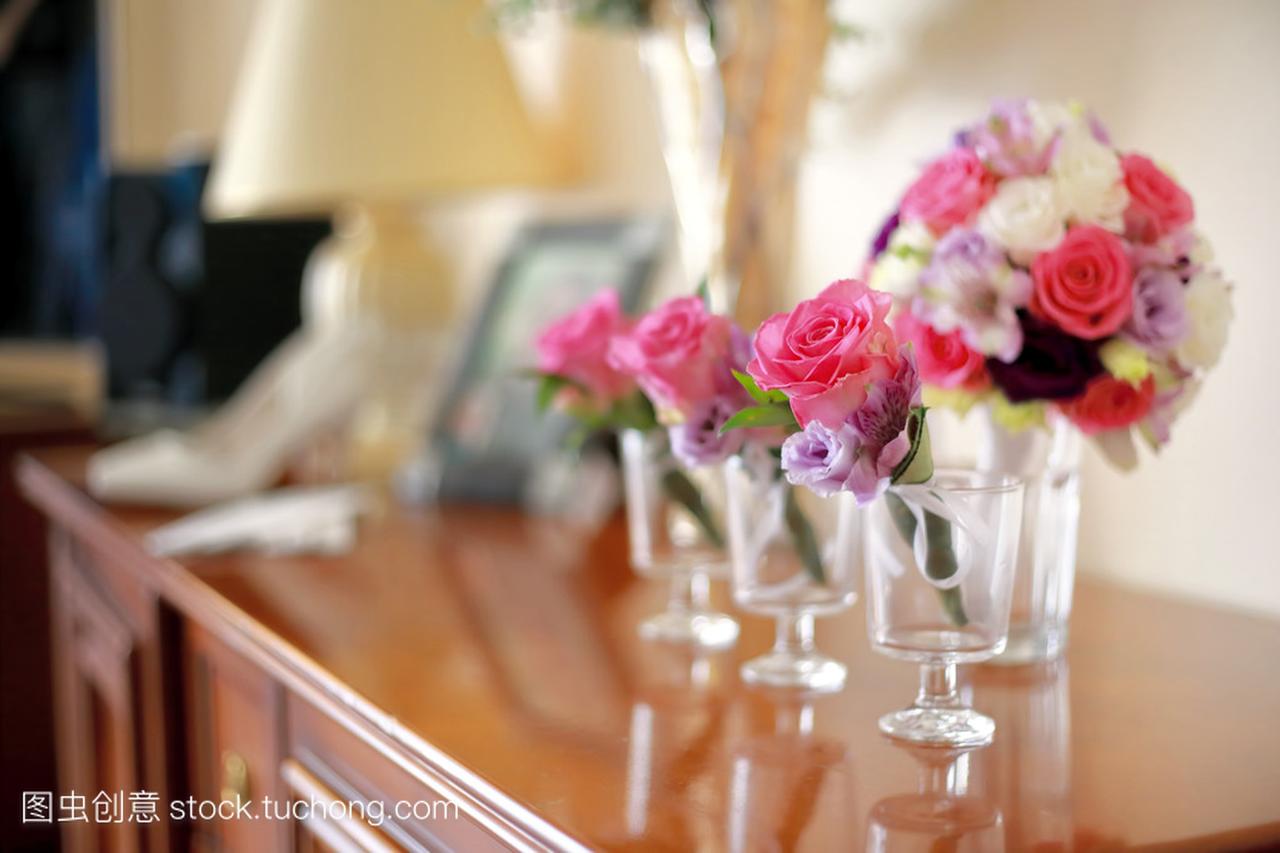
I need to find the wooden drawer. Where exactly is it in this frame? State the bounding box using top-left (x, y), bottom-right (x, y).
top-left (284, 694), bottom-right (505, 852)
top-left (184, 622), bottom-right (286, 852)
top-left (49, 530), bottom-right (176, 853)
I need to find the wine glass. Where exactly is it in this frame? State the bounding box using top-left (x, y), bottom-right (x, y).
top-left (864, 470), bottom-right (1023, 747)
top-left (724, 453), bottom-right (859, 691)
top-left (619, 428), bottom-right (739, 648)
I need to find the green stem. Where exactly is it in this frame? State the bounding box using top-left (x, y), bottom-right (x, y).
top-left (884, 493), bottom-right (969, 627)
top-left (661, 469), bottom-right (724, 548)
top-left (784, 488), bottom-right (826, 585)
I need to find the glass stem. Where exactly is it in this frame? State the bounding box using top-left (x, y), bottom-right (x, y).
top-left (916, 662), bottom-right (961, 709)
top-left (773, 612), bottom-right (816, 657)
top-left (668, 571), bottom-right (711, 616)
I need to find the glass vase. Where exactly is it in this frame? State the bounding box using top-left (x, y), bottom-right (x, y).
top-left (976, 412), bottom-right (1081, 665)
top-left (724, 454), bottom-right (858, 691)
top-left (864, 471), bottom-right (1024, 747)
top-left (638, 0), bottom-right (832, 329)
top-left (620, 429), bottom-right (739, 649)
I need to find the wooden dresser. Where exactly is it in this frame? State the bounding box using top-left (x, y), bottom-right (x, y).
top-left (14, 448), bottom-right (1280, 852)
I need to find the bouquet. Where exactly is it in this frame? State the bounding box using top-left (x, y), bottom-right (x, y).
top-left (866, 98), bottom-right (1233, 467)
top-left (532, 288), bottom-right (753, 544)
top-left (721, 278), bottom-right (933, 503)
top-left (533, 289), bottom-right (754, 463)
top-left (717, 278), bottom-right (969, 619)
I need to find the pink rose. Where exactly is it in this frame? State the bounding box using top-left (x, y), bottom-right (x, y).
top-left (900, 148), bottom-right (997, 235)
top-left (1031, 225), bottom-right (1133, 340)
top-left (894, 312), bottom-right (988, 390)
top-left (536, 289), bottom-right (634, 401)
top-left (747, 279), bottom-right (900, 429)
top-left (607, 296), bottom-right (734, 415)
top-left (1121, 154), bottom-right (1194, 243)
top-left (1061, 374), bottom-right (1155, 435)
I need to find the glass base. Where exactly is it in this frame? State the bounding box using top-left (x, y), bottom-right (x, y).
top-left (639, 610), bottom-right (739, 649)
top-left (988, 624), bottom-right (1067, 666)
top-left (741, 651), bottom-right (847, 692)
top-left (878, 707), bottom-right (995, 748)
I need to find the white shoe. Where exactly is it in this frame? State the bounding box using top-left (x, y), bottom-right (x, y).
top-left (88, 328), bottom-right (371, 507)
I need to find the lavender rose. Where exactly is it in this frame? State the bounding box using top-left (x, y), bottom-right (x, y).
top-left (1126, 267), bottom-right (1188, 352)
top-left (986, 313), bottom-right (1103, 402)
top-left (780, 422), bottom-right (857, 498)
top-left (668, 394), bottom-right (748, 468)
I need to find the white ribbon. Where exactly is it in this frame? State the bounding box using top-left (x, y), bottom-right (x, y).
top-left (889, 484), bottom-right (994, 590)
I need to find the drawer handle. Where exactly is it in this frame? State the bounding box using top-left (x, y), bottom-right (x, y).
top-left (280, 759), bottom-right (397, 853)
top-left (221, 751), bottom-right (250, 804)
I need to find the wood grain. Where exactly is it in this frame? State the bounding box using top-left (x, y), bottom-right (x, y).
top-left (18, 447), bottom-right (1280, 852)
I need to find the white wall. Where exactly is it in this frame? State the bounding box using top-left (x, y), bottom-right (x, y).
top-left (792, 0), bottom-right (1280, 616)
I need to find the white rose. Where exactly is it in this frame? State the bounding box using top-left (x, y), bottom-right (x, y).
top-left (889, 220), bottom-right (936, 255)
top-left (1188, 232), bottom-right (1215, 266)
top-left (1050, 131), bottom-right (1128, 231)
top-left (869, 220), bottom-right (936, 297)
top-left (869, 252), bottom-right (925, 298)
top-left (1176, 270), bottom-right (1233, 369)
top-left (978, 176), bottom-right (1065, 263)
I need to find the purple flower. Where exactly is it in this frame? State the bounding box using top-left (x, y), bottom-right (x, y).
top-left (986, 313), bottom-right (1103, 402)
top-left (851, 349), bottom-right (920, 443)
top-left (781, 421), bottom-right (857, 498)
top-left (870, 211), bottom-right (901, 260)
top-left (966, 98), bottom-right (1055, 177)
top-left (916, 229), bottom-right (1032, 362)
top-left (1126, 268), bottom-right (1188, 352)
top-left (668, 394), bottom-right (747, 468)
top-left (782, 350), bottom-right (922, 504)
top-left (845, 351), bottom-right (918, 502)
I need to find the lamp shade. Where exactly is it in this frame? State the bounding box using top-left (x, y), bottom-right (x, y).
top-left (205, 0), bottom-right (556, 218)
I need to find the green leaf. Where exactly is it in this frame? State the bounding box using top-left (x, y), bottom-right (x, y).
top-left (695, 276), bottom-right (713, 309)
top-left (784, 488), bottom-right (826, 584)
top-left (536, 375), bottom-right (569, 412)
top-left (921, 508), bottom-right (959, 583)
top-left (732, 370), bottom-right (770, 405)
top-left (720, 404), bottom-right (797, 434)
top-left (534, 373), bottom-right (593, 413)
top-left (891, 407), bottom-right (934, 485)
top-left (661, 469), bottom-right (724, 548)
top-left (731, 370), bottom-right (788, 405)
top-left (611, 391), bottom-right (658, 432)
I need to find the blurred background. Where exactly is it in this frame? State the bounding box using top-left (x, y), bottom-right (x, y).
top-left (2, 0), bottom-right (1277, 629)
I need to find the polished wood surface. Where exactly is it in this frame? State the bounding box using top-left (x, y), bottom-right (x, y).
top-left (19, 448), bottom-right (1280, 852)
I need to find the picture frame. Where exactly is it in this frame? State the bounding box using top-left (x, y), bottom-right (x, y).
top-left (401, 218), bottom-right (664, 505)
